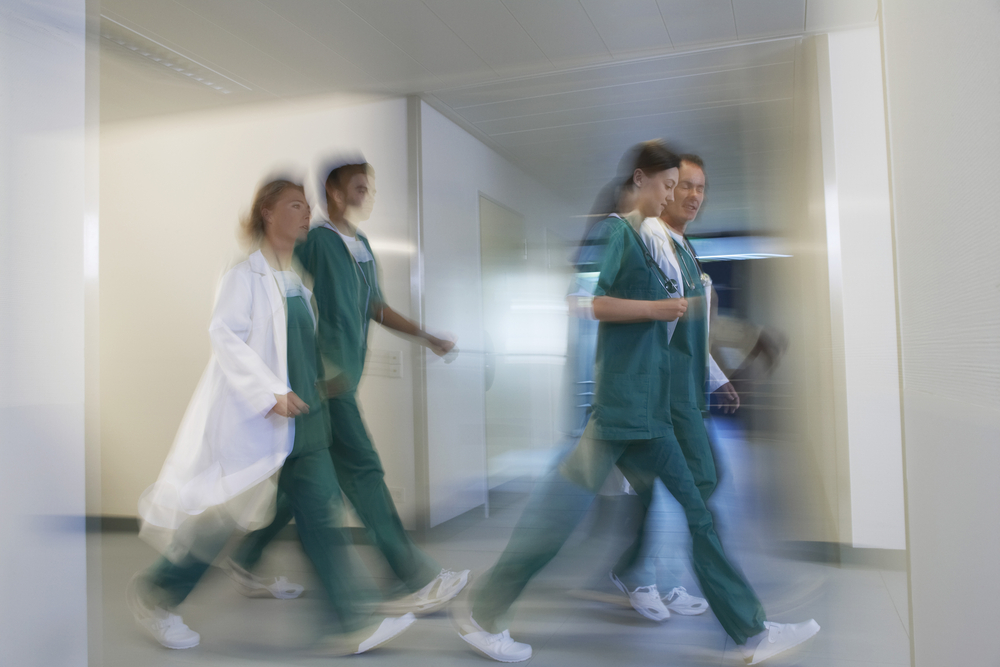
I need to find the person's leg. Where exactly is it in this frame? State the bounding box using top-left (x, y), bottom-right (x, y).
top-left (619, 436), bottom-right (766, 644)
top-left (470, 431), bottom-right (624, 633)
top-left (326, 393), bottom-right (439, 592)
top-left (610, 407), bottom-right (716, 590)
top-left (143, 505), bottom-right (236, 609)
top-left (229, 487), bottom-right (294, 571)
top-left (278, 450), bottom-right (377, 634)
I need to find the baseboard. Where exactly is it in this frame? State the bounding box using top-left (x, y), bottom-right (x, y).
top-left (778, 540), bottom-right (907, 570)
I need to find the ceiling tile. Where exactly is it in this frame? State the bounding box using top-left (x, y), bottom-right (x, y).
top-left (337, 0), bottom-right (495, 82)
top-left (578, 0), bottom-right (673, 57)
top-left (259, 0), bottom-right (436, 89)
top-left (657, 0), bottom-right (737, 47)
top-left (433, 39), bottom-right (793, 109)
top-left (501, 0), bottom-right (613, 65)
top-left (732, 0), bottom-right (806, 38)
top-left (420, 0), bottom-right (550, 73)
top-left (100, 3), bottom-right (338, 96)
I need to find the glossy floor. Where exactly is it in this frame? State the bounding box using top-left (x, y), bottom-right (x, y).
top-left (92, 422), bottom-right (911, 667)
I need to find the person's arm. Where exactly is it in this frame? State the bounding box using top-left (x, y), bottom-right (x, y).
top-left (592, 295), bottom-right (687, 323)
top-left (375, 303), bottom-right (455, 356)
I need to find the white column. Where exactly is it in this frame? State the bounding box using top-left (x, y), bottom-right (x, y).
top-left (0, 1), bottom-right (90, 665)
top-left (819, 27), bottom-right (906, 550)
top-left (881, 1), bottom-right (1000, 664)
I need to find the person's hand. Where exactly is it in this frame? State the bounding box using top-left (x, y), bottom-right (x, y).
top-left (269, 391), bottom-right (309, 418)
top-left (652, 297), bottom-right (688, 321)
top-left (712, 382), bottom-right (740, 414)
top-left (425, 334), bottom-right (456, 357)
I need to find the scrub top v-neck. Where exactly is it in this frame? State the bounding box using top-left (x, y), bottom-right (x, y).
top-left (589, 216), bottom-right (675, 440)
top-left (294, 223), bottom-right (383, 393)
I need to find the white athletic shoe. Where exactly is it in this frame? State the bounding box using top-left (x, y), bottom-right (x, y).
top-left (610, 571), bottom-right (670, 621)
top-left (453, 611), bottom-right (532, 663)
top-left (126, 574), bottom-right (200, 649)
top-left (318, 613), bottom-right (417, 656)
top-left (663, 586), bottom-right (709, 615)
top-left (741, 620), bottom-right (821, 664)
top-left (381, 568), bottom-right (471, 616)
top-left (222, 557), bottom-right (304, 599)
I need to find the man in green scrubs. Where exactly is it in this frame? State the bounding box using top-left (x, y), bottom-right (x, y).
top-left (231, 159), bottom-right (469, 613)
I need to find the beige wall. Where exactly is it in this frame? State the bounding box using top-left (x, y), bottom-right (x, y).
top-left (880, 1), bottom-right (1000, 664)
top-left (99, 96), bottom-right (421, 526)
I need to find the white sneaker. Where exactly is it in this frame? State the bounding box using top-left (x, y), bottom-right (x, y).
top-left (318, 613), bottom-right (417, 656)
top-left (381, 568), bottom-right (471, 616)
top-left (126, 574), bottom-right (200, 650)
top-left (663, 586), bottom-right (709, 615)
top-left (741, 620), bottom-right (821, 664)
top-left (610, 571), bottom-right (670, 621)
top-left (454, 612), bottom-right (532, 663)
top-left (222, 557), bottom-right (304, 599)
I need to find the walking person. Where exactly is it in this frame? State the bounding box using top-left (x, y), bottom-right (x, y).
top-left (129, 177), bottom-right (414, 654)
top-left (230, 158), bottom-right (469, 615)
top-left (454, 142), bottom-right (819, 665)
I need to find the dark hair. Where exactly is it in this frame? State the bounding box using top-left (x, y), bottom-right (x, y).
top-left (622, 140), bottom-right (680, 190)
top-left (240, 179), bottom-right (305, 248)
top-left (678, 153), bottom-right (704, 171)
top-left (325, 163), bottom-right (371, 196)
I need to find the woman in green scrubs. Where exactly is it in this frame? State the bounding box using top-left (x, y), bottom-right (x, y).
top-left (455, 142), bottom-right (818, 665)
top-left (129, 179), bottom-right (414, 655)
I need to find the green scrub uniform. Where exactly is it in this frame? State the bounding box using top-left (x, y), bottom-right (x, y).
top-left (143, 278), bottom-right (376, 634)
top-left (611, 235), bottom-right (720, 588)
top-left (234, 226), bottom-right (440, 593)
top-left (469, 218), bottom-right (766, 644)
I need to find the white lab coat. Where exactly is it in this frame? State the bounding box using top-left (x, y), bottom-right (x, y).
top-left (138, 250), bottom-right (305, 551)
top-left (638, 217), bottom-right (729, 392)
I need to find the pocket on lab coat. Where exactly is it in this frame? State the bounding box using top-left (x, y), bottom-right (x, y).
top-left (595, 372), bottom-right (649, 431)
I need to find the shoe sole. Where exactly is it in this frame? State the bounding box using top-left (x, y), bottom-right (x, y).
top-left (356, 614), bottom-right (417, 654)
top-left (135, 619), bottom-right (200, 649)
top-left (609, 573), bottom-right (669, 622)
top-left (234, 583), bottom-right (303, 599)
top-left (381, 572), bottom-right (472, 617)
top-left (748, 622), bottom-right (820, 665)
top-left (458, 633), bottom-right (532, 663)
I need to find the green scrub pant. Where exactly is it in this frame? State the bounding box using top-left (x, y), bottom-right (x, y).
top-left (233, 392), bottom-right (440, 593)
top-left (611, 403), bottom-right (718, 589)
top-left (470, 425), bottom-right (765, 644)
top-left (144, 449), bottom-right (375, 633)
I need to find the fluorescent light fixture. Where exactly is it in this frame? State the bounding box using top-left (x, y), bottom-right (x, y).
top-left (100, 14), bottom-right (250, 95)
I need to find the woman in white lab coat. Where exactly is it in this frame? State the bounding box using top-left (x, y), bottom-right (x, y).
top-left (128, 178), bottom-right (414, 654)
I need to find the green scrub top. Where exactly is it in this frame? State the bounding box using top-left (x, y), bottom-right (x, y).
top-left (590, 216), bottom-right (675, 440)
top-left (669, 238), bottom-right (709, 412)
top-left (280, 276), bottom-right (330, 457)
top-left (294, 226), bottom-right (384, 393)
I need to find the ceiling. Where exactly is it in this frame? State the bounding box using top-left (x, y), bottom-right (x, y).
top-left (100, 0), bottom-right (878, 231)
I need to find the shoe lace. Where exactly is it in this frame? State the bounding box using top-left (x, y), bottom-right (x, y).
top-left (632, 585), bottom-right (658, 598)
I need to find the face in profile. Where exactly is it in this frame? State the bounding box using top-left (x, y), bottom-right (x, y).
top-left (264, 187), bottom-right (311, 243)
top-left (344, 173), bottom-right (376, 223)
top-left (635, 167), bottom-right (679, 219)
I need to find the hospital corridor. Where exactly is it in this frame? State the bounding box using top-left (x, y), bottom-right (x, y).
top-left (1, 2), bottom-right (997, 667)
